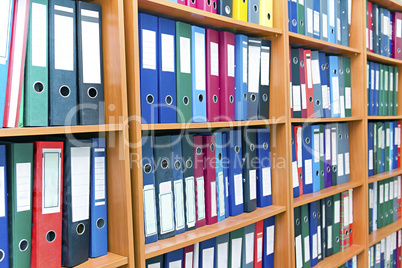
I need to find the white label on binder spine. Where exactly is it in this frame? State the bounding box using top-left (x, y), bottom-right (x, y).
top-left (234, 173), bottom-right (243, 205)
top-left (217, 242), bottom-right (228, 267)
top-left (218, 172), bottom-right (225, 216)
top-left (314, 133), bottom-right (320, 163)
top-left (245, 232), bottom-right (254, 263)
top-left (345, 152), bottom-right (350, 175)
top-left (32, 3), bottom-right (47, 67)
top-left (334, 200), bottom-right (340, 223)
top-left (228, 44), bottom-right (235, 77)
top-left (0, 0), bottom-right (12, 64)
top-left (248, 45), bottom-right (261, 93)
top-left (210, 42), bottom-right (219, 76)
top-left (261, 48), bottom-right (270, 86)
top-left (243, 45), bottom-right (248, 83)
top-left (82, 11), bottom-right (101, 84)
top-left (43, 150), bottom-right (62, 214)
top-left (143, 185), bottom-right (157, 237)
top-left (232, 238), bottom-right (242, 268)
top-left (262, 167), bottom-right (272, 196)
top-left (323, 14), bottom-right (328, 38)
top-left (0, 167), bottom-right (4, 217)
top-left (314, 10), bottom-right (320, 33)
top-left (202, 248), bottom-right (214, 267)
top-left (307, 8), bottom-right (313, 34)
top-left (94, 156), bottom-right (106, 203)
top-left (185, 252), bottom-right (193, 268)
top-left (332, 77), bottom-right (340, 115)
top-left (195, 32), bottom-right (206, 91)
top-left (345, 87), bottom-right (351, 109)
top-left (169, 260), bottom-right (181, 268)
top-left (196, 176), bottom-right (205, 220)
top-left (295, 235), bottom-right (303, 268)
top-left (293, 85), bottom-right (302, 112)
top-left (250, 169), bottom-right (257, 200)
top-left (211, 181), bottom-right (217, 217)
top-left (305, 159), bottom-right (313, 185)
top-left (325, 128), bottom-right (331, 160)
top-left (54, 6), bottom-right (74, 71)
top-left (180, 37), bottom-right (191, 74)
top-left (142, 29), bottom-right (156, 70)
top-left (174, 180), bottom-right (185, 230)
top-left (185, 176), bottom-right (196, 228)
top-left (304, 236), bottom-right (310, 262)
top-left (338, 153), bottom-right (344, 177)
top-left (159, 181), bottom-right (174, 234)
top-left (267, 225), bottom-right (275, 255)
top-left (161, 34), bottom-right (174, 73)
top-left (301, 84), bottom-right (307, 109)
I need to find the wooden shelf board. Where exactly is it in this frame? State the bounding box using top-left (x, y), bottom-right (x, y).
top-left (369, 0), bottom-right (402, 11)
top-left (367, 115), bottom-right (402, 120)
top-left (142, 119), bottom-right (286, 131)
top-left (290, 116), bottom-right (363, 124)
top-left (367, 51), bottom-right (402, 66)
top-left (289, 32), bottom-right (361, 55)
top-left (0, 124), bottom-right (123, 137)
top-left (73, 252), bottom-right (128, 268)
top-left (369, 220), bottom-right (402, 247)
top-left (315, 245), bottom-right (365, 268)
top-left (144, 205), bottom-right (286, 259)
top-left (138, 0), bottom-right (282, 37)
top-left (293, 181), bottom-right (363, 208)
top-left (368, 169), bottom-right (402, 184)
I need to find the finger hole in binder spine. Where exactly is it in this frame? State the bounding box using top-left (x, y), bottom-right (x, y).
top-left (97, 218), bottom-right (106, 229)
top-left (33, 81), bottom-right (44, 93)
top-left (0, 249), bottom-right (4, 262)
top-left (59, 86), bottom-right (71, 98)
top-left (76, 223), bottom-right (85, 235)
top-left (88, 87), bottom-right (98, 99)
top-left (46, 230), bottom-right (56, 243)
top-left (146, 94), bottom-right (154, 104)
top-left (19, 239), bottom-right (29, 252)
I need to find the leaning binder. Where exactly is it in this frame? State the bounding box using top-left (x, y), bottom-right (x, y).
top-left (24, 0), bottom-right (48, 127)
top-left (62, 140), bottom-right (91, 267)
top-left (49, 0), bottom-right (78, 126)
top-left (89, 138), bottom-right (107, 257)
top-left (76, 1), bottom-right (104, 125)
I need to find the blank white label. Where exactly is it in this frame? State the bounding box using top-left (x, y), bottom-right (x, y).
top-left (185, 177), bottom-right (196, 228)
top-left (202, 248), bottom-right (214, 267)
top-left (245, 232), bottom-right (254, 263)
top-left (380, 184), bottom-right (384, 204)
top-left (293, 85), bottom-right (302, 111)
top-left (243, 44), bottom-right (247, 83)
top-left (325, 129), bottom-right (331, 160)
top-left (249, 169), bottom-right (257, 200)
top-left (234, 173), bottom-right (243, 205)
top-left (94, 156), bottom-right (106, 203)
top-left (143, 185), bottom-right (157, 237)
top-left (196, 177), bottom-right (205, 220)
top-left (159, 181), bottom-right (174, 234)
top-left (297, 128), bottom-right (302, 167)
top-left (248, 45), bottom-right (261, 93)
top-left (295, 235), bottom-right (303, 268)
top-left (344, 196), bottom-right (349, 225)
top-left (262, 167), bottom-right (272, 196)
top-left (334, 200), bottom-right (340, 223)
top-left (161, 34), bottom-right (174, 73)
top-left (332, 131), bottom-right (337, 164)
top-left (314, 133), bottom-right (320, 163)
top-left (337, 18), bottom-right (341, 41)
top-left (174, 180), bottom-right (185, 230)
top-left (0, 167), bottom-right (4, 217)
top-left (345, 87), bottom-right (351, 109)
top-left (218, 172), bottom-right (225, 216)
top-left (369, 150), bottom-right (373, 170)
top-left (305, 159), bottom-right (313, 185)
top-left (267, 225), bottom-right (275, 255)
top-left (71, 147), bottom-right (90, 222)
top-left (217, 242), bottom-right (228, 267)
top-left (338, 154), bottom-right (344, 177)
top-left (142, 29), bottom-right (156, 70)
top-left (195, 32), bottom-right (206, 91)
top-left (307, 8), bottom-right (313, 34)
top-left (301, 84), bottom-right (307, 109)
top-left (231, 238), bottom-right (242, 268)
top-left (185, 252), bottom-right (193, 268)
top-left (314, 10), bottom-right (320, 33)
top-left (345, 152), bottom-right (350, 175)
top-left (304, 235), bottom-right (310, 262)
top-left (169, 260), bottom-right (181, 268)
top-left (292, 161), bottom-right (299, 188)
top-left (398, 19), bottom-right (402, 38)
top-left (312, 233), bottom-right (318, 259)
top-left (322, 14), bottom-right (328, 38)
top-left (312, 60), bottom-right (321, 84)
top-left (43, 150), bottom-right (61, 214)
top-left (332, 77), bottom-right (340, 114)
top-left (327, 226), bottom-right (332, 249)
top-left (385, 183), bottom-right (389, 202)
top-left (210, 42), bottom-right (219, 76)
top-left (0, 0), bottom-right (12, 64)
top-left (329, 0), bottom-right (335, 26)
top-left (81, 15), bottom-right (101, 84)
top-left (228, 44), bottom-right (235, 77)
top-left (148, 263), bottom-right (160, 268)
top-left (180, 37), bottom-right (191, 74)
top-left (211, 181), bottom-right (217, 217)
top-left (55, 10), bottom-right (74, 71)
top-left (261, 48), bottom-right (270, 86)
top-left (31, 3), bottom-right (47, 67)
top-left (257, 236), bottom-right (263, 261)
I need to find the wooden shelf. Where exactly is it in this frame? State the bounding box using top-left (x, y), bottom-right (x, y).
top-left (138, 0), bottom-right (282, 37)
top-left (289, 32), bottom-right (361, 55)
top-left (368, 0), bottom-right (402, 11)
top-left (368, 169), bottom-right (402, 184)
top-left (74, 252), bottom-right (128, 268)
top-left (367, 116), bottom-right (402, 120)
top-left (0, 124), bottom-right (123, 137)
top-left (144, 205), bottom-right (286, 259)
top-left (293, 181), bottom-right (363, 208)
top-left (315, 245), bottom-right (365, 268)
top-left (290, 117), bottom-right (363, 124)
top-left (141, 119), bottom-right (286, 131)
top-left (369, 220), bottom-right (402, 247)
top-left (367, 51), bottom-right (402, 66)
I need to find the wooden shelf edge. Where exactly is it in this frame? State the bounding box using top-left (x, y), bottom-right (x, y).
top-left (142, 119), bottom-right (286, 131)
top-left (367, 51), bottom-right (402, 66)
top-left (289, 32), bottom-right (361, 55)
top-left (74, 252), bottom-right (128, 268)
top-left (0, 124), bottom-right (123, 137)
top-left (369, 220), bottom-right (402, 247)
top-left (367, 115), bottom-right (402, 120)
top-left (290, 117), bottom-right (363, 124)
top-left (138, 0), bottom-right (282, 37)
top-left (144, 205), bottom-right (286, 259)
top-left (314, 245), bottom-right (365, 268)
top-left (293, 181), bottom-right (363, 208)
top-left (368, 169), bottom-right (402, 183)
top-left (369, 0), bottom-right (402, 11)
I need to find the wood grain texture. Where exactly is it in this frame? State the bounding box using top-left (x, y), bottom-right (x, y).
top-left (145, 205), bottom-right (286, 259)
top-left (314, 245), bottom-right (365, 268)
top-left (368, 0), bottom-right (402, 11)
top-left (74, 253), bottom-right (128, 268)
top-left (290, 117), bottom-right (363, 123)
top-left (367, 51), bottom-right (402, 66)
top-left (369, 220), bottom-right (402, 247)
top-left (368, 168), bottom-right (402, 183)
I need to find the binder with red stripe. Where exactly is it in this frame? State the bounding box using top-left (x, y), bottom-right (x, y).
top-left (294, 125), bottom-right (304, 195)
top-left (299, 48), bottom-right (307, 118)
top-left (303, 49), bottom-right (315, 118)
top-left (254, 220), bottom-right (264, 268)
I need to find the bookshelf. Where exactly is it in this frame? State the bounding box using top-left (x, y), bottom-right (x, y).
top-left (123, 0), bottom-right (402, 268)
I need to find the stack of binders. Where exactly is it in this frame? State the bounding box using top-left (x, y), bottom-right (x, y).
top-left (172, 0), bottom-right (273, 27)
top-left (288, 0), bottom-right (351, 46)
top-left (367, 63), bottom-right (399, 116)
top-left (339, 256), bottom-right (358, 268)
top-left (366, 1), bottom-right (402, 59)
top-left (142, 128), bottom-right (273, 244)
top-left (368, 177), bottom-right (402, 234)
top-left (367, 121), bottom-right (401, 177)
top-left (290, 48), bottom-right (352, 119)
top-left (294, 190), bottom-right (354, 268)
top-left (368, 231), bottom-right (401, 268)
top-left (1, 0), bottom-right (105, 128)
top-left (145, 216), bottom-right (275, 268)
top-left (0, 138), bottom-right (108, 267)
top-left (139, 13), bottom-right (272, 124)
top-left (292, 123), bottom-right (351, 198)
